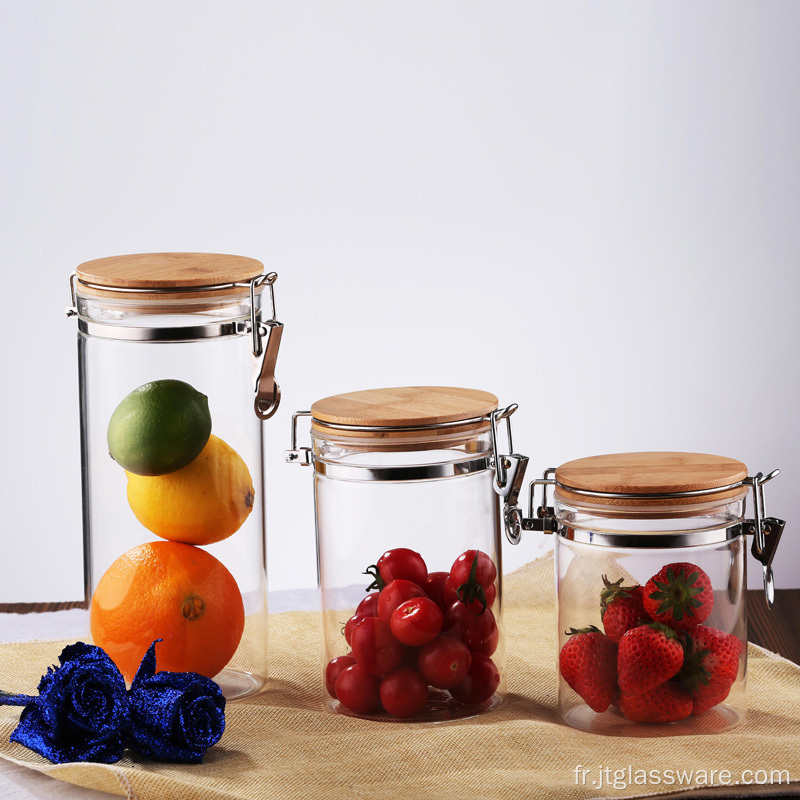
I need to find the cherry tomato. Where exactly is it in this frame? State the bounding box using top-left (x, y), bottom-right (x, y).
top-left (356, 593), bottom-right (380, 618)
top-left (450, 550), bottom-right (497, 590)
top-left (351, 617), bottom-right (405, 675)
top-left (335, 664), bottom-right (381, 714)
top-left (325, 654), bottom-right (356, 697)
top-left (344, 613), bottom-right (369, 646)
top-left (377, 548), bottom-right (428, 587)
top-left (443, 577), bottom-right (459, 608)
top-left (417, 636), bottom-right (471, 689)
top-left (379, 667), bottom-right (429, 718)
top-left (444, 601), bottom-right (497, 652)
top-left (467, 624), bottom-right (499, 657)
top-left (450, 653), bottom-right (500, 706)
top-left (424, 572), bottom-right (450, 609)
top-left (462, 582), bottom-right (497, 614)
top-left (377, 579), bottom-right (427, 622)
top-left (390, 597), bottom-right (443, 646)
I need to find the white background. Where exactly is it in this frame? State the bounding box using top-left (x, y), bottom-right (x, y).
top-left (1, 2), bottom-right (798, 605)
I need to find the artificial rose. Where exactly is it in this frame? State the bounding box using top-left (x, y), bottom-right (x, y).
top-left (126, 641), bottom-right (225, 763)
top-left (1, 642), bottom-right (128, 764)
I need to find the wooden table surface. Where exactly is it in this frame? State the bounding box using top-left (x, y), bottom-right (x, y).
top-left (747, 588), bottom-right (800, 664)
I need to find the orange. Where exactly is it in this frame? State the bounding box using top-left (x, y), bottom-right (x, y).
top-left (90, 541), bottom-right (245, 682)
top-left (125, 434), bottom-right (254, 546)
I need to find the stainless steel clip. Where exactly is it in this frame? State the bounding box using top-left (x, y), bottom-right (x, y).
top-left (742, 469), bottom-right (785, 608)
top-left (490, 406), bottom-right (559, 544)
top-left (285, 411), bottom-right (313, 466)
top-left (247, 273), bottom-right (284, 421)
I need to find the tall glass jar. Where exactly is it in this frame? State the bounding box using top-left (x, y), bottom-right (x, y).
top-left (506, 451), bottom-right (784, 737)
top-left (67, 253), bottom-right (283, 700)
top-left (286, 387), bottom-right (512, 721)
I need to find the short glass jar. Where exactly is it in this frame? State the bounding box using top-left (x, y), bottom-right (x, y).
top-left (67, 253), bottom-right (284, 700)
top-left (286, 387), bottom-right (511, 721)
top-left (503, 451), bottom-right (784, 737)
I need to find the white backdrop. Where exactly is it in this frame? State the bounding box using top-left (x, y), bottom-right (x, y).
top-left (1, 1), bottom-right (798, 604)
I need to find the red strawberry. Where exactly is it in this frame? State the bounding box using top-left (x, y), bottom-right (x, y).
top-left (617, 623), bottom-right (684, 694)
top-left (675, 625), bottom-right (742, 715)
top-left (619, 682), bottom-right (693, 723)
top-left (600, 576), bottom-right (647, 644)
top-left (559, 626), bottom-right (618, 713)
top-left (643, 562), bottom-right (713, 630)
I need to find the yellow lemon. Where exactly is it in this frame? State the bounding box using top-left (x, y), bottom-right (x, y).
top-left (126, 434), bottom-right (254, 545)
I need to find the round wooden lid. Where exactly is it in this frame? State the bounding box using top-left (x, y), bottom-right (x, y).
top-left (311, 386), bottom-right (498, 430)
top-left (554, 452), bottom-right (749, 507)
top-left (76, 253), bottom-right (264, 299)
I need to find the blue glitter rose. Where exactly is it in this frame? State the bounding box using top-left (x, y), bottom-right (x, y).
top-left (1, 642), bottom-right (128, 764)
top-left (126, 641), bottom-right (226, 763)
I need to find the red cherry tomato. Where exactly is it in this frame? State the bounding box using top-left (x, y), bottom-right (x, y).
top-left (356, 592), bottom-right (380, 618)
top-left (377, 548), bottom-right (428, 587)
top-left (344, 613), bottom-right (369, 646)
top-left (417, 636), bottom-right (472, 689)
top-left (351, 617), bottom-right (405, 676)
top-left (462, 582), bottom-right (497, 614)
top-left (471, 625), bottom-right (499, 657)
top-left (443, 577), bottom-right (459, 608)
top-left (325, 654), bottom-right (356, 698)
top-left (424, 572), bottom-right (450, 610)
top-left (335, 664), bottom-right (381, 714)
top-left (450, 550), bottom-right (497, 590)
top-left (379, 667), bottom-right (429, 718)
top-left (444, 601), bottom-right (497, 652)
top-left (390, 597), bottom-right (443, 646)
top-left (451, 653), bottom-right (500, 706)
top-left (377, 579), bottom-right (427, 622)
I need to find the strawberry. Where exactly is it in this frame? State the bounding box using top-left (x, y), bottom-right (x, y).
top-left (619, 682), bottom-right (693, 723)
top-left (617, 622), bottom-right (684, 694)
top-left (559, 626), bottom-right (618, 713)
top-left (643, 562), bottom-right (713, 630)
top-left (675, 625), bottom-right (742, 715)
top-left (600, 576), bottom-right (647, 644)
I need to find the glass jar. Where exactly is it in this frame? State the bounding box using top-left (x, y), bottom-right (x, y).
top-left (504, 451), bottom-right (785, 737)
top-left (286, 387), bottom-right (513, 721)
top-left (66, 253), bottom-right (284, 700)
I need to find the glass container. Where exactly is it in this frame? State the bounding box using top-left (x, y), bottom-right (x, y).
top-left (67, 252), bottom-right (284, 700)
top-left (286, 387), bottom-right (514, 721)
top-left (504, 450), bottom-right (785, 737)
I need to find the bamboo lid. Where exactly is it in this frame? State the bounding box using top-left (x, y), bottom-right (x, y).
top-left (310, 386), bottom-right (498, 439)
top-left (75, 253), bottom-right (264, 300)
top-left (554, 452), bottom-right (749, 507)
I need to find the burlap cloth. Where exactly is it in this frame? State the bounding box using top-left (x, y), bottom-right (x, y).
top-left (1, 554), bottom-right (799, 800)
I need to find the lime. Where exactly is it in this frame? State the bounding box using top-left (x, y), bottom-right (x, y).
top-left (107, 379), bottom-right (212, 476)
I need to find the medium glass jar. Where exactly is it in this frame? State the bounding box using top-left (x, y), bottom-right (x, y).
top-left (506, 451), bottom-right (784, 737)
top-left (286, 387), bottom-right (512, 721)
top-left (67, 253), bottom-right (284, 700)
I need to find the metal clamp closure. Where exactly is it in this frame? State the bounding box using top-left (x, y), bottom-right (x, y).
top-left (490, 405), bottom-right (559, 544)
top-left (285, 411), bottom-right (313, 466)
top-left (249, 273), bottom-right (283, 420)
top-left (741, 469), bottom-right (785, 609)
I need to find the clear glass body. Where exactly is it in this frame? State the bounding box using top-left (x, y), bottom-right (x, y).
top-left (555, 494), bottom-right (748, 736)
top-left (77, 290), bottom-right (268, 700)
top-left (313, 426), bottom-right (505, 721)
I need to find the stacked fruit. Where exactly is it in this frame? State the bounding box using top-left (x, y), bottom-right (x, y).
top-left (326, 548), bottom-right (501, 718)
top-left (90, 380), bottom-right (253, 683)
top-left (559, 562), bottom-right (742, 723)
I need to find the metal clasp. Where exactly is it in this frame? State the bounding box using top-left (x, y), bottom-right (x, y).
top-left (742, 469), bottom-right (785, 608)
top-left (65, 272), bottom-right (78, 318)
top-left (490, 405), bottom-right (558, 544)
top-left (285, 411), bottom-right (313, 466)
top-left (245, 273), bottom-right (284, 421)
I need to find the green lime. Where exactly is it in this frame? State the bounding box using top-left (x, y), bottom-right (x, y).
top-left (107, 379), bottom-right (212, 476)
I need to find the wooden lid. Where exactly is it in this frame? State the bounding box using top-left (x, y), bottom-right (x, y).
top-left (76, 252), bottom-right (264, 299)
top-left (554, 452), bottom-right (749, 507)
top-left (310, 386), bottom-right (498, 435)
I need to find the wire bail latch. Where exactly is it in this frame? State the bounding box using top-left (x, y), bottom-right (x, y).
top-left (490, 405), bottom-right (558, 544)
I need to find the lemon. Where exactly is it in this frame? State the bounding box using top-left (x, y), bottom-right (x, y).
top-left (107, 379), bottom-right (212, 476)
top-left (126, 434), bottom-right (255, 545)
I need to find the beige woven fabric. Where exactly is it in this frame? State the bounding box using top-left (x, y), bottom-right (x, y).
top-left (1, 554), bottom-right (798, 800)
